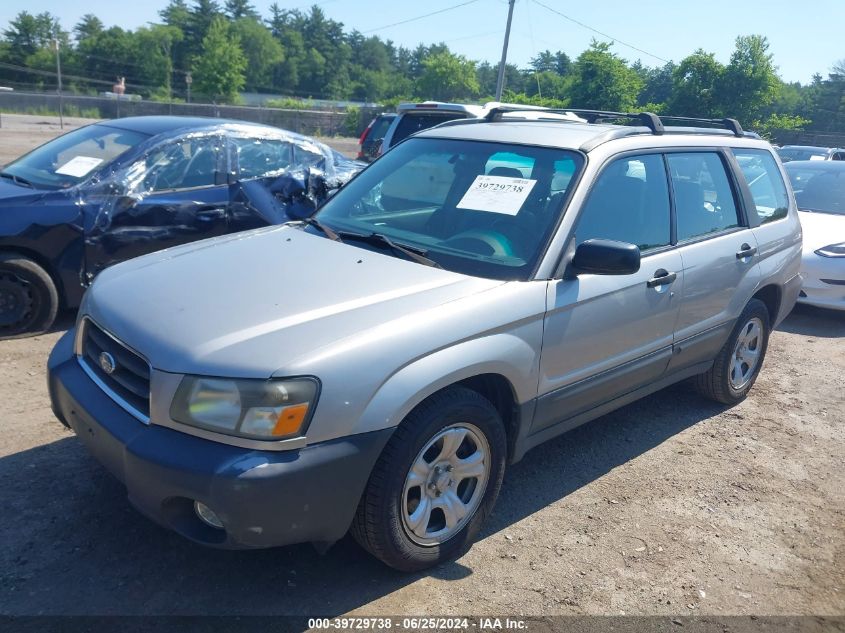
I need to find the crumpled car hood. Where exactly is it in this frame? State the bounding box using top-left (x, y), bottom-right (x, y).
top-left (85, 225), bottom-right (502, 377)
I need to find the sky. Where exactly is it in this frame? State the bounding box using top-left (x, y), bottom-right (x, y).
top-left (1, 0), bottom-right (843, 84)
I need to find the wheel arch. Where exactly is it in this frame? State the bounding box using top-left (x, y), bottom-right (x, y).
top-left (350, 333), bottom-right (540, 462)
top-left (751, 284), bottom-right (781, 325)
top-left (0, 245), bottom-right (66, 307)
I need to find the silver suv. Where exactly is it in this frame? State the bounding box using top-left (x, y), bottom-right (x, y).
top-left (48, 108), bottom-right (802, 571)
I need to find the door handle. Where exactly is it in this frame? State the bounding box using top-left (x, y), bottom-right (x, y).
top-left (736, 243), bottom-right (757, 259)
top-left (646, 269), bottom-right (677, 288)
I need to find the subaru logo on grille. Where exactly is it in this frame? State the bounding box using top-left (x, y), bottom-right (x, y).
top-left (99, 352), bottom-right (117, 375)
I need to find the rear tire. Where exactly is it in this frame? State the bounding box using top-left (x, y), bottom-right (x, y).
top-left (351, 386), bottom-right (507, 571)
top-left (0, 254), bottom-right (59, 338)
top-left (694, 298), bottom-right (770, 405)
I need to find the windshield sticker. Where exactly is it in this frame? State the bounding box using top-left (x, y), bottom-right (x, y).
top-left (55, 156), bottom-right (104, 177)
top-left (809, 155), bottom-right (825, 161)
top-left (457, 175), bottom-right (537, 215)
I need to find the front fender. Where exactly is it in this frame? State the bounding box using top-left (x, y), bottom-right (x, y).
top-left (352, 324), bottom-right (543, 438)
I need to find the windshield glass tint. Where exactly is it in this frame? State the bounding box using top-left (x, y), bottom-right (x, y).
top-left (392, 113), bottom-right (469, 144)
top-left (787, 167), bottom-right (845, 215)
top-left (314, 137), bottom-right (584, 280)
top-left (777, 148), bottom-right (828, 162)
top-left (3, 123), bottom-right (149, 189)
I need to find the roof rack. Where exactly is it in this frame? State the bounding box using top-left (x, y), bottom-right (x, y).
top-left (484, 106), bottom-right (746, 138)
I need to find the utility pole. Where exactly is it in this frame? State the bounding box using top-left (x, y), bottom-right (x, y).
top-left (495, 0), bottom-right (516, 101)
top-left (186, 72), bottom-right (192, 104)
top-left (54, 36), bottom-right (64, 129)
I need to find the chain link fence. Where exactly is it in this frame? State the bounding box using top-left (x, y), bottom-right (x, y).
top-left (0, 91), bottom-right (381, 137)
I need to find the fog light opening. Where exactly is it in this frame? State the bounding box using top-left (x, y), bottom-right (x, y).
top-left (194, 501), bottom-right (224, 529)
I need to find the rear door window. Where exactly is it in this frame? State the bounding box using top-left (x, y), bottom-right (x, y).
top-left (732, 149), bottom-right (789, 223)
top-left (668, 152), bottom-right (740, 241)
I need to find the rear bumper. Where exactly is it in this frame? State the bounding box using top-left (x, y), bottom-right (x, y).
top-left (48, 329), bottom-right (392, 549)
top-left (776, 273), bottom-right (805, 324)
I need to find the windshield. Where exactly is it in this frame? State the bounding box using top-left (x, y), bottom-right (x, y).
top-left (313, 137), bottom-right (584, 280)
top-left (2, 123), bottom-right (149, 189)
top-left (392, 112), bottom-right (471, 145)
top-left (787, 166), bottom-right (845, 215)
top-left (777, 147), bottom-right (829, 162)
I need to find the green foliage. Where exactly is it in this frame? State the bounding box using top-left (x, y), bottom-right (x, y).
top-left (230, 18), bottom-right (283, 91)
top-left (416, 51), bottom-right (479, 101)
top-left (264, 97), bottom-right (317, 109)
top-left (1, 7), bottom-right (844, 142)
top-left (192, 16), bottom-right (246, 103)
top-left (668, 50), bottom-right (724, 117)
top-left (343, 105), bottom-right (361, 137)
top-left (568, 40), bottom-right (643, 111)
top-left (754, 113), bottom-right (810, 140)
top-left (719, 35), bottom-right (779, 123)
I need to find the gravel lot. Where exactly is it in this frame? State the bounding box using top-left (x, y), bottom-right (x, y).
top-left (0, 115), bottom-right (843, 617)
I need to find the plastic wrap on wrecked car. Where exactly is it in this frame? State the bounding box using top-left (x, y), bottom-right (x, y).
top-left (81, 124), bottom-right (364, 278)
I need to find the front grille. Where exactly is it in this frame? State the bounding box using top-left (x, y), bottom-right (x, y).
top-left (78, 319), bottom-right (151, 421)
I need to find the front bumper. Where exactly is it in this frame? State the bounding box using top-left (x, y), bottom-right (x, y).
top-left (798, 254), bottom-right (845, 311)
top-left (48, 329), bottom-right (392, 549)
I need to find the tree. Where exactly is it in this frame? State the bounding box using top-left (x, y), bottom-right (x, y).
top-left (668, 50), bottom-right (725, 117)
top-left (530, 49), bottom-right (571, 76)
top-left (225, 0), bottom-right (258, 20)
top-left (568, 40), bottom-right (643, 111)
top-left (193, 16), bottom-right (246, 102)
top-left (416, 50), bottom-right (479, 101)
top-left (718, 35), bottom-right (779, 124)
top-left (135, 24), bottom-right (183, 99)
top-left (230, 18), bottom-right (283, 91)
top-left (635, 61), bottom-right (676, 108)
top-left (3, 11), bottom-right (61, 63)
top-left (73, 14), bottom-right (103, 43)
top-left (185, 0), bottom-right (222, 60)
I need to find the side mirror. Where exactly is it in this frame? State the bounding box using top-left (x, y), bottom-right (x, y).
top-left (570, 239), bottom-right (641, 275)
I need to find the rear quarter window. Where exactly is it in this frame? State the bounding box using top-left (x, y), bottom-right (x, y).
top-left (732, 149), bottom-right (789, 223)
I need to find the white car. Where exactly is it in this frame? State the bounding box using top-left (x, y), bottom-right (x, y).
top-left (785, 161), bottom-right (845, 310)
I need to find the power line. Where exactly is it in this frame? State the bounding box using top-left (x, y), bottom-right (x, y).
top-left (0, 61), bottom-right (163, 92)
top-left (362, 0), bottom-right (481, 34)
top-left (441, 29), bottom-right (503, 45)
top-left (530, 0), bottom-right (669, 64)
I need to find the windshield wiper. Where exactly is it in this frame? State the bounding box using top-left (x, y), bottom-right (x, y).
top-left (300, 217), bottom-right (342, 241)
top-left (0, 172), bottom-right (34, 188)
top-left (336, 231), bottom-right (442, 268)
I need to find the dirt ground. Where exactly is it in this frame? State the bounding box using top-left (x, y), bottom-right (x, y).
top-left (0, 115), bottom-right (843, 617)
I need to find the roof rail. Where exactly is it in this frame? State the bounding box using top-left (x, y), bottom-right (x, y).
top-left (484, 106), bottom-right (746, 138)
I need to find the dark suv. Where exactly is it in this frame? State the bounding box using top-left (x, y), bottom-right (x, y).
top-left (357, 113), bottom-right (396, 162)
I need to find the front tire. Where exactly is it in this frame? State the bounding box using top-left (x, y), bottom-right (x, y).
top-left (351, 386), bottom-right (507, 571)
top-left (0, 254), bottom-right (59, 338)
top-left (694, 298), bottom-right (770, 405)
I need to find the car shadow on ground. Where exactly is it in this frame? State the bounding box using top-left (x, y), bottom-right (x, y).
top-left (0, 385), bottom-right (724, 616)
top-left (777, 304), bottom-right (845, 338)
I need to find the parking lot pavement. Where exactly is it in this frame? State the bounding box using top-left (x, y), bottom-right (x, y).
top-left (0, 306), bottom-right (843, 616)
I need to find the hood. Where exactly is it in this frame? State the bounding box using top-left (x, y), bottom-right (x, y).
top-left (86, 225), bottom-right (502, 377)
top-left (798, 210), bottom-right (845, 251)
top-left (0, 178), bottom-right (49, 203)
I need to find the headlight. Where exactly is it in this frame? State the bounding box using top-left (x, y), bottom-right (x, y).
top-left (815, 242), bottom-right (845, 258)
top-left (170, 376), bottom-right (319, 440)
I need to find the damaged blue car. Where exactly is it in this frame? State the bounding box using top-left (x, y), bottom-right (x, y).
top-left (0, 116), bottom-right (364, 337)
